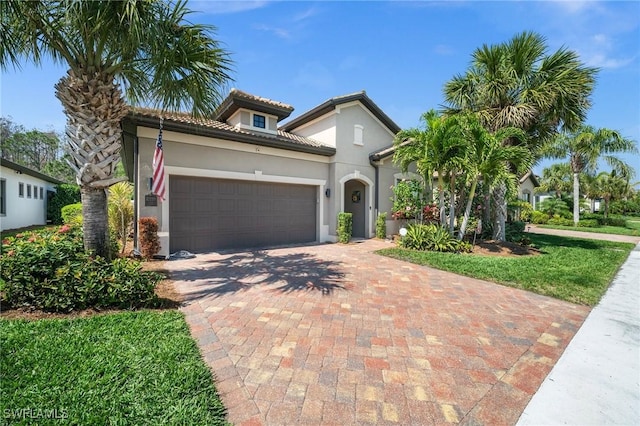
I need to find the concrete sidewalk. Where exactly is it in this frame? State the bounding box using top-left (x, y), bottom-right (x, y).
top-left (526, 224), bottom-right (640, 244)
top-left (517, 243), bottom-right (640, 425)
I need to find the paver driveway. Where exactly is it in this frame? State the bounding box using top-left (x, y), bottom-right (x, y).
top-left (170, 239), bottom-right (589, 425)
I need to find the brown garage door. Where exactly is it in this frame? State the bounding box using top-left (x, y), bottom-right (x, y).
top-left (169, 176), bottom-right (317, 252)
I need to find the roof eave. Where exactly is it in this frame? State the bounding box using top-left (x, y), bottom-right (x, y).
top-left (124, 113), bottom-right (335, 157)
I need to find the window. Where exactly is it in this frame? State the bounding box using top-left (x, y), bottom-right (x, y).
top-left (27, 184), bottom-right (32, 198)
top-left (40, 187), bottom-right (44, 200)
top-left (0, 179), bottom-right (5, 214)
top-left (253, 114), bottom-right (266, 129)
top-left (354, 125), bottom-right (364, 146)
top-left (33, 186), bottom-right (38, 199)
top-left (19, 182), bottom-right (24, 198)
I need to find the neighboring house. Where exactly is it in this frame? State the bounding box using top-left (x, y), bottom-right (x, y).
top-left (121, 89), bottom-right (410, 255)
top-left (518, 170), bottom-right (540, 209)
top-left (0, 158), bottom-right (62, 232)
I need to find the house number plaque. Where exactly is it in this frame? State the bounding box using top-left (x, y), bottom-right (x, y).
top-left (145, 194), bottom-right (158, 206)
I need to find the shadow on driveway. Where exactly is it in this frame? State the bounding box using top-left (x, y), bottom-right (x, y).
top-left (169, 250), bottom-right (347, 301)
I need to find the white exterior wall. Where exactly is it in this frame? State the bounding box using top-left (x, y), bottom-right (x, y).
top-left (0, 164), bottom-right (57, 231)
top-left (519, 177), bottom-right (537, 209)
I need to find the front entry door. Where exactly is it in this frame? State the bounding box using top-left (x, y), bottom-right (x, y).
top-left (344, 180), bottom-right (366, 238)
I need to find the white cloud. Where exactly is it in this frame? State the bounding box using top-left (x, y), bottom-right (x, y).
top-left (190, 1), bottom-right (269, 15)
top-left (292, 6), bottom-right (318, 22)
top-left (254, 24), bottom-right (291, 39)
top-left (547, 0), bottom-right (594, 15)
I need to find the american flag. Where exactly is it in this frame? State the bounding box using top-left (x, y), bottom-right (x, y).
top-left (151, 126), bottom-right (166, 201)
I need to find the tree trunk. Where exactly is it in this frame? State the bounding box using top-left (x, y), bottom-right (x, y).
top-left (458, 178), bottom-right (478, 240)
top-left (573, 171), bottom-right (580, 226)
top-left (448, 174), bottom-right (456, 235)
top-left (493, 183), bottom-right (507, 241)
top-left (81, 187), bottom-right (109, 258)
top-left (437, 172), bottom-right (446, 227)
top-left (55, 69), bottom-right (129, 260)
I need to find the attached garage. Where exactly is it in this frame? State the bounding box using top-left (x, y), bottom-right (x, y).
top-left (169, 176), bottom-right (317, 252)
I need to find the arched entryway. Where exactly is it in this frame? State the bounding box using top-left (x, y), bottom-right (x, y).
top-left (344, 179), bottom-right (366, 238)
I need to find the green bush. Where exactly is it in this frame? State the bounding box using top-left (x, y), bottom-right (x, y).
top-left (376, 212), bottom-right (387, 239)
top-left (600, 217), bottom-right (627, 227)
top-left (400, 224), bottom-right (467, 253)
top-left (539, 197), bottom-right (571, 218)
top-left (61, 202), bottom-right (83, 226)
top-left (576, 219), bottom-right (599, 228)
top-left (337, 212), bottom-right (353, 244)
top-left (505, 221), bottom-right (527, 243)
top-left (47, 184), bottom-right (81, 224)
top-left (0, 226), bottom-right (160, 312)
top-left (547, 215), bottom-right (574, 226)
top-left (531, 210), bottom-right (549, 224)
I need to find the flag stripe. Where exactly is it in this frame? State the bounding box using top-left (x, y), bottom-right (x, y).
top-left (151, 128), bottom-right (166, 201)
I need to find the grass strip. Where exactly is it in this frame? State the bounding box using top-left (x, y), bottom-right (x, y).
top-left (0, 310), bottom-right (228, 425)
top-left (377, 233), bottom-right (634, 306)
top-left (538, 222), bottom-right (639, 236)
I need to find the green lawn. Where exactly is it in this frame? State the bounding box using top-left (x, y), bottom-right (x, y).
top-left (538, 222), bottom-right (640, 236)
top-left (377, 234), bottom-right (634, 306)
top-left (0, 311), bottom-right (228, 425)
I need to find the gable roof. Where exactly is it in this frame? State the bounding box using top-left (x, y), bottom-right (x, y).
top-left (214, 88), bottom-right (295, 122)
top-left (0, 158), bottom-right (64, 185)
top-left (124, 107), bottom-right (336, 156)
top-left (280, 91), bottom-right (401, 134)
top-left (519, 170), bottom-right (540, 187)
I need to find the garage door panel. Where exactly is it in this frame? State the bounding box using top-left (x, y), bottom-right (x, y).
top-left (170, 176), bottom-right (316, 252)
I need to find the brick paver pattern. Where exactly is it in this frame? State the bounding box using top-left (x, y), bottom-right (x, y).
top-left (170, 240), bottom-right (589, 425)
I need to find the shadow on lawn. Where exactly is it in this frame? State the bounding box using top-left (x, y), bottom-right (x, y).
top-left (169, 249), bottom-right (347, 300)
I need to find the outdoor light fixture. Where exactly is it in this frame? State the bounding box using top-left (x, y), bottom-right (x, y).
top-left (399, 227), bottom-right (407, 237)
top-left (325, 188), bottom-right (331, 198)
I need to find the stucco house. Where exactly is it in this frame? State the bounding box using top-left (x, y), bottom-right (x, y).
top-left (121, 89), bottom-right (409, 255)
top-left (518, 170), bottom-right (540, 209)
top-left (0, 158), bottom-right (62, 232)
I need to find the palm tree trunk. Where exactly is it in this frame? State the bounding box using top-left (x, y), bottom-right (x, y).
top-left (573, 172), bottom-right (580, 226)
top-left (493, 183), bottom-right (507, 241)
top-left (458, 178), bottom-right (478, 240)
top-left (81, 187), bottom-right (109, 258)
top-left (55, 69), bottom-right (129, 260)
top-left (437, 172), bottom-right (446, 227)
top-left (448, 174), bottom-right (456, 235)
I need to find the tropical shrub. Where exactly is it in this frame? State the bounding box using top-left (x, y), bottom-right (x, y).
top-left (47, 183), bottom-right (81, 224)
top-left (509, 200), bottom-right (533, 222)
top-left (539, 197), bottom-right (572, 218)
top-left (399, 224), bottom-right (468, 253)
top-left (139, 217), bottom-right (161, 258)
top-left (547, 215), bottom-right (574, 226)
top-left (0, 226), bottom-right (161, 312)
top-left (337, 212), bottom-right (353, 244)
top-left (505, 221), bottom-right (527, 244)
top-left (391, 180), bottom-right (424, 220)
top-left (531, 210), bottom-right (549, 224)
top-left (422, 203), bottom-right (439, 224)
top-left (376, 212), bottom-right (387, 239)
top-left (61, 202), bottom-right (83, 226)
top-left (600, 217), bottom-right (627, 227)
top-left (108, 182), bottom-right (134, 254)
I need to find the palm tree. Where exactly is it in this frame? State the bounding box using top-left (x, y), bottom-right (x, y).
top-left (393, 110), bottom-right (467, 231)
top-left (454, 114), bottom-right (532, 239)
top-left (593, 171), bottom-right (629, 218)
top-left (537, 163), bottom-right (572, 198)
top-left (443, 31), bottom-right (597, 240)
top-left (1, 0), bottom-right (233, 258)
top-left (543, 125), bottom-right (637, 225)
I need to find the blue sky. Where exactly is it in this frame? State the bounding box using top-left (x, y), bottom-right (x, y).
top-left (1, 0), bottom-right (639, 177)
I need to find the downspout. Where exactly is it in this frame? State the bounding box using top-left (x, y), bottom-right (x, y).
top-left (369, 156), bottom-right (380, 215)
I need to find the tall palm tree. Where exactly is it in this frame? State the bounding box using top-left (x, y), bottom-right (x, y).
top-left (443, 31), bottom-right (597, 240)
top-left (593, 171), bottom-right (629, 219)
top-left (393, 110), bottom-right (467, 230)
top-left (1, 0), bottom-right (233, 258)
top-left (543, 125), bottom-right (637, 225)
top-left (453, 114), bottom-right (532, 239)
top-left (537, 163), bottom-right (572, 198)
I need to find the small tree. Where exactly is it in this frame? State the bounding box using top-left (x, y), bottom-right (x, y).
top-left (108, 182), bottom-right (134, 254)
